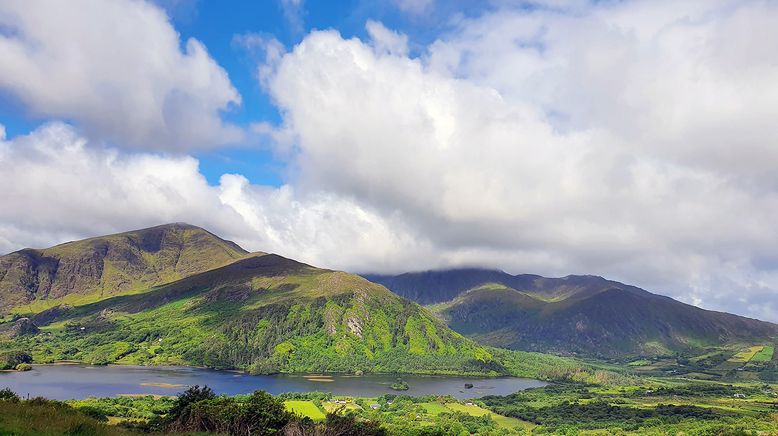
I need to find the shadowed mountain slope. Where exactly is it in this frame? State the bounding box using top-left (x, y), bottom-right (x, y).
top-left (367, 270), bottom-right (778, 357)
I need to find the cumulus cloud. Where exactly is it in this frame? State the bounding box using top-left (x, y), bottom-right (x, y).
top-left (0, 0), bottom-right (242, 150)
top-left (257, 1), bottom-right (778, 320)
top-left (2, 0), bottom-right (778, 322)
top-left (0, 122), bottom-right (421, 273)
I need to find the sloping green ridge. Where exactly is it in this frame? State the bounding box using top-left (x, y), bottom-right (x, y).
top-left (7, 253), bottom-right (500, 375)
top-left (0, 223), bottom-right (249, 313)
top-left (429, 282), bottom-right (778, 358)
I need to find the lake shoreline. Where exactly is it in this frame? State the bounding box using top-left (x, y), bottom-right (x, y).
top-left (30, 361), bottom-right (519, 379)
top-left (1, 364), bottom-right (548, 401)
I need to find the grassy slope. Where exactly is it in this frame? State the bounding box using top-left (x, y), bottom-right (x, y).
top-left (1, 223), bottom-right (249, 314)
top-left (0, 400), bottom-right (130, 436)
top-left (428, 282), bottom-right (778, 360)
top-left (4, 254), bottom-right (501, 375)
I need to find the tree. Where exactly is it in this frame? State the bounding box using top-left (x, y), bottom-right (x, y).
top-left (168, 384), bottom-right (216, 421)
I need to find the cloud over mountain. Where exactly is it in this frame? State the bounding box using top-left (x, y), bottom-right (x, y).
top-left (0, 0), bottom-right (777, 322)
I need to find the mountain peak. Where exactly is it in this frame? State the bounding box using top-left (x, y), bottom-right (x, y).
top-left (0, 223), bottom-right (249, 313)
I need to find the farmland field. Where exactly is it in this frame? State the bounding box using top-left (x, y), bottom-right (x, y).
top-left (284, 400), bottom-right (326, 421)
top-left (445, 402), bottom-right (531, 430)
top-left (418, 402), bottom-right (450, 415)
top-left (728, 346), bottom-right (763, 363)
top-left (751, 345), bottom-right (774, 362)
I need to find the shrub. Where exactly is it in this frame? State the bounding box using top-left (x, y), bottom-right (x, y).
top-left (167, 388), bottom-right (292, 436)
top-left (77, 406), bottom-right (109, 422)
top-left (0, 351), bottom-right (32, 370)
top-left (15, 363), bottom-right (32, 371)
top-left (168, 384), bottom-right (216, 421)
top-left (0, 387), bottom-right (20, 402)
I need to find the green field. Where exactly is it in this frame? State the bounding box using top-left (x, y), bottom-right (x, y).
top-left (728, 346), bottom-right (763, 363)
top-left (751, 345), bottom-right (775, 362)
top-left (445, 402), bottom-right (531, 430)
top-left (283, 400), bottom-right (326, 421)
top-left (418, 402), bottom-right (451, 415)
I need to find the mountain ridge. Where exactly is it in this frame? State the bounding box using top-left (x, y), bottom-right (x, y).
top-left (0, 225), bottom-right (502, 375)
top-left (0, 223), bottom-right (250, 313)
top-left (367, 269), bottom-right (778, 358)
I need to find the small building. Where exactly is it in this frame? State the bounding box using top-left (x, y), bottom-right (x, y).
top-left (370, 404), bottom-right (380, 410)
top-left (733, 393), bottom-right (746, 398)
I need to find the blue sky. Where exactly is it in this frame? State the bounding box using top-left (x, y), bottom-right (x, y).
top-left (174, 0), bottom-right (489, 186)
top-left (2, 0), bottom-right (778, 321)
top-left (27, 0), bottom-right (488, 187)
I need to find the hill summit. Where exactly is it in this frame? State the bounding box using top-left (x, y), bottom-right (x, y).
top-left (0, 223), bottom-right (248, 313)
top-left (0, 225), bottom-right (498, 375)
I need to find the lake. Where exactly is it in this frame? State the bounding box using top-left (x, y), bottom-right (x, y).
top-left (0, 365), bottom-right (547, 400)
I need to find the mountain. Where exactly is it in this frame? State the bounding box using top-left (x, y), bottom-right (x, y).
top-left (0, 223), bottom-right (249, 314)
top-left (365, 269), bottom-right (778, 358)
top-left (0, 225), bottom-right (500, 375)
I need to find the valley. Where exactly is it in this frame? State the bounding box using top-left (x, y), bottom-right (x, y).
top-left (368, 269), bottom-right (778, 384)
top-left (1, 224), bottom-right (777, 434)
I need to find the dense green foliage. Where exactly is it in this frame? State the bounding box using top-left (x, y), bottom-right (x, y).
top-left (481, 381), bottom-right (778, 434)
top-left (167, 389), bottom-right (293, 435)
top-left (3, 375), bottom-right (777, 435)
top-left (1, 227), bottom-right (504, 376)
top-left (0, 387), bottom-right (385, 436)
top-left (0, 350), bottom-right (32, 370)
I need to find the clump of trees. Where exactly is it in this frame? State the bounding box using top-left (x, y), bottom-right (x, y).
top-left (166, 386), bottom-right (292, 435)
top-left (0, 386), bottom-right (386, 436)
top-left (0, 351), bottom-right (31, 370)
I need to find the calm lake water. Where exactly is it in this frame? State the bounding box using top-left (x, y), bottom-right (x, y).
top-left (0, 365), bottom-right (547, 400)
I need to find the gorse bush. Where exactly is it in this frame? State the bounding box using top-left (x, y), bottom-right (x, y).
top-left (167, 387), bottom-right (293, 435)
top-left (167, 384), bottom-right (216, 422)
top-left (0, 388), bottom-right (20, 402)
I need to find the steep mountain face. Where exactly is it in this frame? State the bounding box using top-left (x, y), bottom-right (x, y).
top-left (0, 226), bottom-right (499, 375)
top-left (0, 223), bottom-right (248, 313)
top-left (363, 268), bottom-right (648, 304)
top-left (368, 270), bottom-right (778, 358)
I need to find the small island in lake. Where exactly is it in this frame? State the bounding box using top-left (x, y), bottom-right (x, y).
top-left (390, 378), bottom-right (409, 391)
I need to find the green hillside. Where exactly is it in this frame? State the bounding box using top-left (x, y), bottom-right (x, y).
top-left (371, 270), bottom-right (778, 359)
top-left (0, 228), bottom-right (501, 374)
top-left (0, 223), bottom-right (249, 314)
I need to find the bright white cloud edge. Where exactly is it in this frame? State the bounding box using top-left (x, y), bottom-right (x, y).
top-left (1, 0), bottom-right (778, 323)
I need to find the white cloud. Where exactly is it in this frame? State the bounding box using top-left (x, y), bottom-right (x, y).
top-left (366, 21), bottom-right (409, 56)
top-left (3, 1), bottom-right (778, 323)
top-left (0, 122), bottom-right (420, 273)
top-left (256, 1), bottom-right (778, 320)
top-left (279, 0), bottom-right (305, 34)
top-left (0, 0), bottom-right (242, 150)
top-left (393, 0), bottom-right (434, 15)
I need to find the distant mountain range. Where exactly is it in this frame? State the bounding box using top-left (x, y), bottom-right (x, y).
top-left (0, 224), bottom-right (498, 375)
top-left (364, 269), bottom-right (778, 358)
